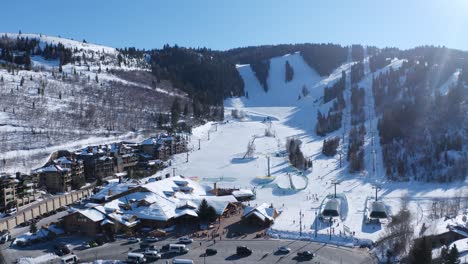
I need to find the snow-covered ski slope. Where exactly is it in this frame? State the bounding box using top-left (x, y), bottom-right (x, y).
top-left (3, 33), bottom-right (117, 54)
top-left (158, 51), bottom-right (465, 244)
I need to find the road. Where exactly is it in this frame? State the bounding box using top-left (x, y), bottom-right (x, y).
top-left (1, 236), bottom-right (375, 264)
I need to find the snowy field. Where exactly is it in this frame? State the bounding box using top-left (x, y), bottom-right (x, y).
top-left (0, 33), bottom-right (182, 173)
top-left (152, 51), bottom-right (467, 244)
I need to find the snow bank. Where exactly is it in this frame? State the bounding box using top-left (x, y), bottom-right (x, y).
top-left (18, 253), bottom-right (58, 264)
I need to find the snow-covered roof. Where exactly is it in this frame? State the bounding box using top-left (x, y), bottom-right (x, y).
top-left (54, 156), bottom-right (72, 164)
top-left (141, 138), bottom-right (157, 145)
top-left (322, 198), bottom-right (340, 217)
top-left (195, 196), bottom-right (237, 215)
top-left (35, 164), bottom-right (68, 173)
top-left (97, 176), bottom-right (230, 223)
top-left (232, 189), bottom-right (254, 198)
top-left (243, 203), bottom-right (276, 222)
top-left (76, 208), bottom-right (106, 222)
top-left (142, 176), bottom-right (206, 198)
top-left (92, 182), bottom-right (137, 201)
top-left (100, 219), bottom-right (114, 226)
top-left (107, 212), bottom-right (139, 227)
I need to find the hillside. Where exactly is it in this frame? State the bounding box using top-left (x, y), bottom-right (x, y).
top-left (147, 47), bottom-right (467, 250)
top-left (0, 33), bottom-right (189, 173)
top-left (1, 33), bottom-right (466, 182)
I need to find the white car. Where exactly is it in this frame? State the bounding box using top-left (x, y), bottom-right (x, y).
top-left (178, 237), bottom-right (193, 244)
top-left (81, 242), bottom-right (91, 249)
top-left (145, 236), bottom-right (159, 242)
top-left (6, 208), bottom-right (17, 216)
top-left (277, 246), bottom-right (291, 253)
top-left (144, 249), bottom-right (161, 259)
top-left (127, 237), bottom-right (140, 243)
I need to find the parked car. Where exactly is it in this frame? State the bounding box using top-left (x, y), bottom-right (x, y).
top-left (178, 237), bottom-right (193, 244)
top-left (60, 254), bottom-right (79, 264)
top-left (236, 246), bottom-right (252, 255)
top-left (0, 234), bottom-right (10, 244)
top-left (127, 237), bottom-right (140, 243)
top-left (127, 252), bottom-right (146, 263)
top-left (145, 236), bottom-right (159, 242)
top-left (55, 242), bottom-right (70, 252)
top-left (139, 242), bottom-right (156, 250)
top-left (144, 249), bottom-right (161, 259)
top-left (6, 208), bottom-right (17, 216)
top-left (205, 248), bottom-right (217, 256)
top-left (277, 246), bottom-right (291, 253)
top-left (19, 220), bottom-right (32, 227)
top-left (161, 243), bottom-right (171, 251)
top-left (81, 242), bottom-right (91, 249)
top-left (297, 251), bottom-right (315, 260)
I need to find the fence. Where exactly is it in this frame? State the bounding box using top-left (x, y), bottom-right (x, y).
top-left (0, 185), bottom-right (94, 231)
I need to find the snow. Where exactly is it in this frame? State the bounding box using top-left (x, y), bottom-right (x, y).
top-left (17, 253), bottom-right (58, 264)
top-left (77, 208), bottom-right (107, 222)
top-left (243, 203), bottom-right (276, 221)
top-left (14, 225), bottom-right (64, 244)
top-left (450, 238), bottom-right (468, 254)
top-left (438, 69), bottom-right (461, 95)
top-left (93, 176), bottom-right (237, 222)
top-left (232, 189), bottom-right (254, 198)
top-left (92, 181), bottom-right (139, 201)
top-left (2, 33), bottom-right (117, 54)
top-left (30, 55), bottom-right (59, 69)
top-left (144, 49), bottom-right (467, 246)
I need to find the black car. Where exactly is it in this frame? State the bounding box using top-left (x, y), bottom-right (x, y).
top-left (205, 248), bottom-right (217, 256)
top-left (297, 251), bottom-right (315, 260)
top-left (236, 246), bottom-right (252, 255)
top-left (161, 243), bottom-right (171, 251)
top-left (54, 243), bottom-right (71, 255)
top-left (140, 242), bottom-right (156, 250)
top-left (19, 220), bottom-right (32, 227)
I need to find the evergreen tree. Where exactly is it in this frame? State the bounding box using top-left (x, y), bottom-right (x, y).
top-left (197, 199), bottom-right (217, 222)
top-left (25, 50), bottom-right (31, 70)
top-left (285, 61), bottom-right (294, 82)
top-left (157, 113), bottom-right (164, 128)
top-left (171, 99), bottom-right (181, 127)
top-left (444, 244), bottom-right (460, 264)
top-left (441, 246), bottom-right (449, 263)
top-left (408, 236), bottom-right (431, 264)
top-left (29, 220), bottom-right (37, 234)
top-left (183, 103), bottom-right (189, 116)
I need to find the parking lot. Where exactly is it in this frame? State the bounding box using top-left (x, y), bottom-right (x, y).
top-left (1, 234), bottom-right (375, 264)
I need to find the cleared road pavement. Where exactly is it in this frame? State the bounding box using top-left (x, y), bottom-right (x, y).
top-left (77, 238), bottom-right (375, 264)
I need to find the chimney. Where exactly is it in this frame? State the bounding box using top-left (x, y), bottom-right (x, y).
top-left (213, 182), bottom-right (218, 196)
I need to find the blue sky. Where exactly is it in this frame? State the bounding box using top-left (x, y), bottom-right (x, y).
top-left (3, 0), bottom-right (468, 50)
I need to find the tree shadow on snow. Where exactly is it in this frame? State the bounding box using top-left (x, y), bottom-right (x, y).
top-left (231, 157), bottom-right (258, 164)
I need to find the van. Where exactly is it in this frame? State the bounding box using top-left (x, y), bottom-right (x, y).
top-left (127, 252), bottom-right (146, 263)
top-left (172, 259), bottom-right (194, 264)
top-left (60, 254), bottom-right (79, 264)
top-left (169, 244), bottom-right (189, 254)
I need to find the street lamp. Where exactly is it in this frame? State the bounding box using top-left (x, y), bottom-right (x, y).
top-left (299, 209), bottom-right (302, 237)
top-left (315, 209), bottom-right (318, 238)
